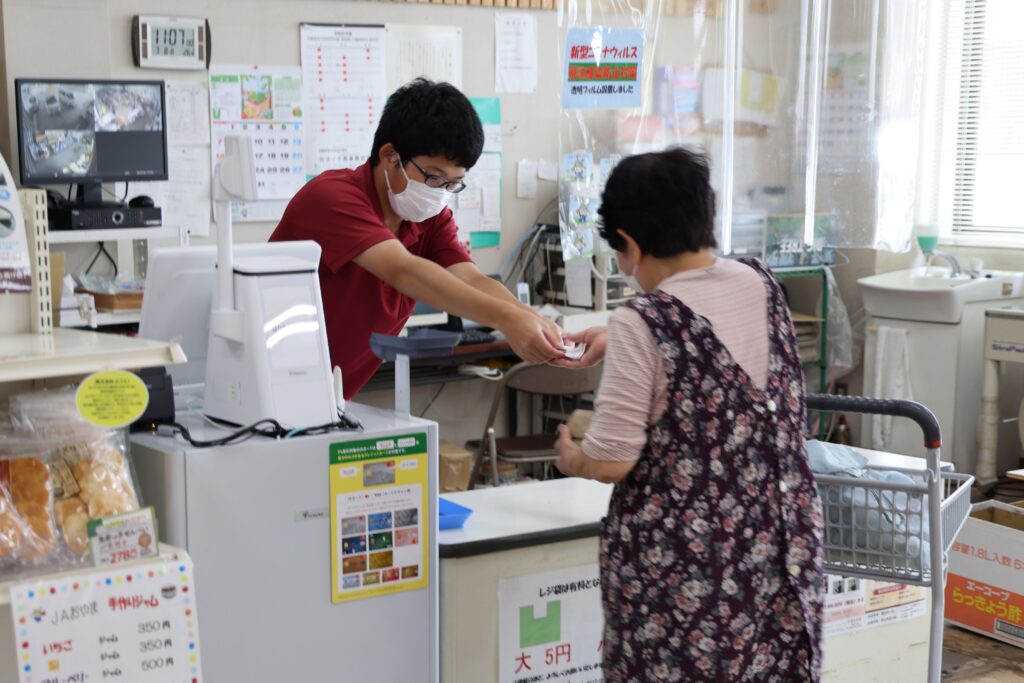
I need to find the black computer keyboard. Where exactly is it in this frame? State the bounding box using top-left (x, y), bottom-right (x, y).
top-left (458, 328), bottom-right (497, 345)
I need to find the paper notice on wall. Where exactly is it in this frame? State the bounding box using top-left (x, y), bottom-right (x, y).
top-left (498, 565), bottom-right (604, 683)
top-left (565, 256), bottom-right (593, 308)
top-left (516, 159), bottom-right (538, 199)
top-left (385, 24), bottom-right (462, 91)
top-left (538, 159), bottom-right (559, 182)
top-left (164, 80), bottom-right (210, 146)
top-left (301, 24), bottom-right (387, 176)
top-left (472, 97), bottom-right (502, 153)
top-left (124, 146), bottom-right (212, 237)
top-left (9, 556), bottom-right (204, 682)
top-left (562, 27), bottom-right (644, 110)
top-left (209, 64), bottom-right (306, 222)
top-left (448, 96), bottom-right (504, 247)
top-left (453, 152), bottom-right (502, 246)
top-left (495, 12), bottom-right (538, 94)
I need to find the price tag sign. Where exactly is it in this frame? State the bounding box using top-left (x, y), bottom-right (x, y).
top-left (87, 508), bottom-right (160, 567)
top-left (9, 557), bottom-right (203, 682)
top-left (76, 371), bottom-right (149, 429)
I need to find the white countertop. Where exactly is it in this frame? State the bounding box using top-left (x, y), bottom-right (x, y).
top-left (439, 478), bottom-right (613, 550)
top-left (438, 445), bottom-right (952, 553)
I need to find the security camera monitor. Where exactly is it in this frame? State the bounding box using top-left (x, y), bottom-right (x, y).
top-left (14, 79), bottom-right (167, 205)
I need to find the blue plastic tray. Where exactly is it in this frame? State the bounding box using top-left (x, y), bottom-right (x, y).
top-left (438, 497), bottom-right (473, 530)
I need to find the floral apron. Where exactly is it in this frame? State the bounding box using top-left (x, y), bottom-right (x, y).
top-left (600, 259), bottom-right (824, 681)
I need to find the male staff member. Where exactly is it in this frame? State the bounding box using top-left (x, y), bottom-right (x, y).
top-left (272, 78), bottom-right (563, 399)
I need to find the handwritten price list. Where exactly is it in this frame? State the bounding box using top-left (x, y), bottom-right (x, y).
top-left (9, 558), bottom-right (202, 683)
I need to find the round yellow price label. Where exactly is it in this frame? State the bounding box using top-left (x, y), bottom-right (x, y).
top-left (76, 370), bottom-right (150, 428)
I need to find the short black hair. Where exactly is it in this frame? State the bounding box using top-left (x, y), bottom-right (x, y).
top-left (369, 78), bottom-right (484, 170)
top-left (598, 147), bottom-right (717, 257)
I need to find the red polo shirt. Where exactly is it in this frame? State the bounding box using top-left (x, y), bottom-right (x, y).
top-left (270, 162), bottom-right (471, 399)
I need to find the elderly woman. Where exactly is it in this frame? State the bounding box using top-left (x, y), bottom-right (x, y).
top-left (554, 148), bottom-right (825, 681)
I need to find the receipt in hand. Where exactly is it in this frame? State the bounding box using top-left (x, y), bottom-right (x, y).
top-left (563, 342), bottom-right (587, 360)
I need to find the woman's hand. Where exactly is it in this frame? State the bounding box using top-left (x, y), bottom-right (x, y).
top-left (554, 424), bottom-right (583, 477)
top-left (548, 326), bottom-right (607, 368)
top-left (555, 424), bottom-right (637, 484)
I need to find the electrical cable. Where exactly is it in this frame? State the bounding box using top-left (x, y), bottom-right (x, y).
top-left (419, 383), bottom-right (447, 418)
top-left (84, 242), bottom-right (118, 276)
top-left (500, 196), bottom-right (557, 287)
top-left (101, 183), bottom-right (128, 203)
top-left (153, 410), bottom-right (362, 448)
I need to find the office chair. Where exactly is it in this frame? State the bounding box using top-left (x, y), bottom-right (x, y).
top-left (465, 361), bottom-right (603, 487)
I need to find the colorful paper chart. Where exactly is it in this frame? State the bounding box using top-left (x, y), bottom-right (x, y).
top-left (330, 433), bottom-right (429, 604)
top-left (209, 64), bottom-right (306, 223)
top-left (9, 557), bottom-right (203, 683)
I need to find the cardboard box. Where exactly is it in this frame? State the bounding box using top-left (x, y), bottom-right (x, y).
top-left (945, 500), bottom-right (1024, 647)
top-left (78, 290), bottom-right (143, 312)
top-left (440, 440), bottom-right (474, 493)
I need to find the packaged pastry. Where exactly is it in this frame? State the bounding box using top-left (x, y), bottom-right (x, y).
top-left (66, 442), bottom-right (139, 519)
top-left (6, 457), bottom-right (56, 559)
top-left (54, 497), bottom-right (90, 556)
top-left (2, 388), bottom-right (142, 573)
top-left (0, 485), bottom-right (26, 559)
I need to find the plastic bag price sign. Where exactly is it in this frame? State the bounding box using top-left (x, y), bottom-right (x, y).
top-left (76, 371), bottom-right (149, 429)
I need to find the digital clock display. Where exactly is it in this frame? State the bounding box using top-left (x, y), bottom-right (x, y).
top-left (151, 25), bottom-right (196, 58)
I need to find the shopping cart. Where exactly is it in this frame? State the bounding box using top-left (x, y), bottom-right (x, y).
top-left (806, 394), bottom-right (974, 683)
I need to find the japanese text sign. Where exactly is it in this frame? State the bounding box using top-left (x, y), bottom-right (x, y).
top-left (562, 27), bottom-right (644, 110)
top-left (499, 564), bottom-right (603, 683)
top-left (9, 556), bottom-right (202, 683)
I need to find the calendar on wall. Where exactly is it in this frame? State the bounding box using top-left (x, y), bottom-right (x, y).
top-left (817, 46), bottom-right (874, 175)
top-left (210, 64), bottom-right (306, 222)
top-left (301, 24), bottom-right (387, 177)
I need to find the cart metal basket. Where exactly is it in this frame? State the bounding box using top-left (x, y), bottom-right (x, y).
top-left (806, 395), bottom-right (974, 683)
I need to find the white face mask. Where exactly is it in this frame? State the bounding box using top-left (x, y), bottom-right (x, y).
top-left (618, 257), bottom-right (646, 295)
top-left (624, 273), bottom-right (645, 296)
top-left (385, 159), bottom-right (451, 222)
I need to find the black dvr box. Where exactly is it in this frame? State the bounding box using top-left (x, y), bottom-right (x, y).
top-left (49, 205), bottom-right (162, 231)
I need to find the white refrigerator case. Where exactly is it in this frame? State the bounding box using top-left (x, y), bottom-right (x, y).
top-left (130, 404), bottom-right (439, 682)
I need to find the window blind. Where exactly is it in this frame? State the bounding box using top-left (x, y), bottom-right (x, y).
top-left (938, 0), bottom-right (1024, 241)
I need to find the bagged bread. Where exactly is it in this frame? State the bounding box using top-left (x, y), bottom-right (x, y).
top-left (67, 442), bottom-right (139, 519)
top-left (7, 457), bottom-right (56, 559)
top-left (54, 497), bottom-right (90, 556)
top-left (3, 387), bottom-right (142, 570)
top-left (0, 486), bottom-right (26, 559)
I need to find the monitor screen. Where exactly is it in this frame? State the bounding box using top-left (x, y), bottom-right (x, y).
top-left (14, 79), bottom-right (168, 185)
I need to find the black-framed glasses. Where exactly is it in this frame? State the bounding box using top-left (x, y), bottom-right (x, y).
top-left (405, 157), bottom-right (467, 194)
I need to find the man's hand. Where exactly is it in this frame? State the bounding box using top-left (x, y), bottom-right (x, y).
top-left (536, 314), bottom-right (564, 351)
top-left (548, 326), bottom-right (607, 368)
top-left (499, 307), bottom-right (564, 364)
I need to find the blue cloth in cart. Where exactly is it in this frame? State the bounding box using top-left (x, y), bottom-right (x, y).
top-left (806, 440), bottom-right (931, 571)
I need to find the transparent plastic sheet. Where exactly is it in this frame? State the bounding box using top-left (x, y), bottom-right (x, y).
top-left (808, 0), bottom-right (929, 253)
top-left (724, 0), bottom-right (929, 262)
top-left (815, 266), bottom-right (860, 383)
top-left (556, 0), bottom-right (682, 261)
top-left (0, 388), bottom-right (142, 580)
top-left (556, 0), bottom-right (929, 272)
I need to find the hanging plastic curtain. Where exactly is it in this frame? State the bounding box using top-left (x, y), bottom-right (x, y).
top-left (556, 0), bottom-right (678, 261)
top-left (556, 0), bottom-right (929, 266)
